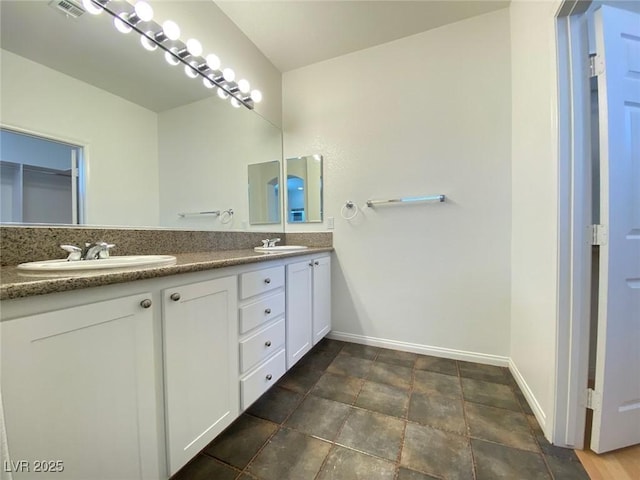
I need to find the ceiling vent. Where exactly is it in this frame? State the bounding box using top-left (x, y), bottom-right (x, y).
top-left (48, 0), bottom-right (85, 19)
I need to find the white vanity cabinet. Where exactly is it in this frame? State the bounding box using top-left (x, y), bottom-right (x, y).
top-left (286, 254), bottom-right (332, 369)
top-left (0, 293), bottom-right (162, 480)
top-left (162, 276), bottom-right (239, 476)
top-left (238, 266), bottom-right (287, 410)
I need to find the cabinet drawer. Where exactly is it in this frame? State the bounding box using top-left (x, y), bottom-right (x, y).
top-left (240, 266), bottom-right (284, 299)
top-left (240, 318), bottom-right (285, 373)
top-left (239, 292), bottom-right (285, 334)
top-left (240, 349), bottom-right (286, 410)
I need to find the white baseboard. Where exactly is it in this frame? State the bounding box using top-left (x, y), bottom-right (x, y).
top-left (508, 358), bottom-right (547, 432)
top-left (326, 331), bottom-right (510, 367)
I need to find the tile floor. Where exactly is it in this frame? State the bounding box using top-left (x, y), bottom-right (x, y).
top-left (172, 339), bottom-right (591, 480)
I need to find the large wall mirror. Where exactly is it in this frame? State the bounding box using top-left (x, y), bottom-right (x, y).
top-left (0, 1), bottom-right (283, 232)
top-left (286, 155), bottom-right (323, 223)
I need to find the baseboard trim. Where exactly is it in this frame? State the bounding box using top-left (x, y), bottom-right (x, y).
top-left (508, 358), bottom-right (547, 431)
top-left (326, 331), bottom-right (509, 367)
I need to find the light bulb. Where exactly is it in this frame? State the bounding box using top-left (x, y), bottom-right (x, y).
top-left (82, 0), bottom-right (103, 15)
top-left (164, 48), bottom-right (180, 66)
top-left (217, 88), bottom-right (229, 100)
top-left (186, 38), bottom-right (203, 57)
top-left (140, 32), bottom-right (157, 51)
top-left (162, 20), bottom-right (180, 41)
top-left (237, 79), bottom-right (250, 94)
top-left (206, 54), bottom-right (220, 71)
top-left (250, 89), bottom-right (262, 103)
top-left (222, 68), bottom-right (235, 82)
top-left (114, 13), bottom-right (132, 33)
top-left (203, 76), bottom-right (216, 89)
top-left (184, 62), bottom-right (199, 79)
top-left (134, 1), bottom-right (153, 22)
top-left (230, 98), bottom-right (241, 108)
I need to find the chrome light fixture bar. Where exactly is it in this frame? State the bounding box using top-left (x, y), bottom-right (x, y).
top-left (82, 0), bottom-right (262, 110)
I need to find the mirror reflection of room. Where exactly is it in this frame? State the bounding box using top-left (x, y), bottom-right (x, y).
top-left (248, 160), bottom-right (281, 225)
top-left (286, 154), bottom-right (322, 223)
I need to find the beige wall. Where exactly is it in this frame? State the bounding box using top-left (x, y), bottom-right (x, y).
top-left (283, 10), bottom-right (512, 361)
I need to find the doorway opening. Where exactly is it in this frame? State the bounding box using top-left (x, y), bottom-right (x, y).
top-left (0, 127), bottom-right (84, 224)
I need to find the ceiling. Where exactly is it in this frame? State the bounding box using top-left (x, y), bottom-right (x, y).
top-left (215, 1), bottom-right (510, 72)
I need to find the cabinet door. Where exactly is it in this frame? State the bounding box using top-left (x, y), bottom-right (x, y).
top-left (163, 276), bottom-right (238, 476)
top-left (1, 294), bottom-right (161, 480)
top-left (286, 259), bottom-right (313, 368)
top-left (312, 256), bottom-right (332, 345)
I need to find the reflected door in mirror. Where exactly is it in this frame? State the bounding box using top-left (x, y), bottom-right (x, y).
top-left (248, 161), bottom-right (281, 225)
top-left (286, 155), bottom-right (322, 223)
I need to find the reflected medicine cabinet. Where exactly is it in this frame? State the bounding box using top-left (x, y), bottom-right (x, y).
top-left (286, 154), bottom-right (323, 223)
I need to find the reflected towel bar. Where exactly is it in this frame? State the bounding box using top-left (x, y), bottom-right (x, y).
top-left (366, 194), bottom-right (445, 207)
top-left (177, 210), bottom-right (221, 217)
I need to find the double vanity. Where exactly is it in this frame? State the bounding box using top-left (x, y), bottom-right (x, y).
top-left (0, 235), bottom-right (332, 479)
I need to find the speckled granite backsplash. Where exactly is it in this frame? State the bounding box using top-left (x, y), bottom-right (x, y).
top-left (0, 226), bottom-right (332, 266)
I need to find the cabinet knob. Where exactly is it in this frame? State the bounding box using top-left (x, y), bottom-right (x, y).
top-left (265, 308), bottom-right (272, 315)
top-left (265, 340), bottom-right (272, 347)
top-left (140, 299), bottom-right (152, 309)
top-left (264, 277), bottom-right (271, 284)
top-left (314, 261), bottom-right (320, 266)
top-left (170, 293), bottom-right (181, 302)
top-left (266, 374), bottom-right (273, 381)
top-left (309, 262), bottom-right (314, 267)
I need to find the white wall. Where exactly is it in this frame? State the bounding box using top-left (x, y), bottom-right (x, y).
top-left (0, 50), bottom-right (159, 227)
top-left (509, 0), bottom-right (563, 436)
top-left (283, 9), bottom-right (512, 361)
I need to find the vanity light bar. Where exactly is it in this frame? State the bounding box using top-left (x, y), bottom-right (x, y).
top-left (83, 0), bottom-right (261, 110)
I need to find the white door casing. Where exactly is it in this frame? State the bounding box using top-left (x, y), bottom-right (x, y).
top-left (591, 4), bottom-right (640, 454)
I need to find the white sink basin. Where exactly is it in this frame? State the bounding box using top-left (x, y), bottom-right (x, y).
top-left (17, 255), bottom-right (177, 272)
top-left (254, 245), bottom-right (309, 253)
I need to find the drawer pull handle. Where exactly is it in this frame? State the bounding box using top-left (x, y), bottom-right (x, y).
top-left (265, 340), bottom-right (272, 347)
top-left (140, 299), bottom-right (152, 309)
top-left (265, 308), bottom-right (272, 315)
top-left (314, 261), bottom-right (320, 266)
top-left (264, 278), bottom-right (271, 284)
top-left (266, 374), bottom-right (273, 381)
top-left (170, 293), bottom-right (181, 302)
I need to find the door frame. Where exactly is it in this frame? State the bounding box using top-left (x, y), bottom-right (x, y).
top-left (554, 0), bottom-right (594, 449)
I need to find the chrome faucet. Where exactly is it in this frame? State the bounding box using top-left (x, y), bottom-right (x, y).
top-left (60, 242), bottom-right (115, 261)
top-left (261, 238), bottom-right (281, 248)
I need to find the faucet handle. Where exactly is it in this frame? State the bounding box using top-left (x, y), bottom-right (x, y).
top-left (60, 244), bottom-right (82, 261)
top-left (98, 243), bottom-right (116, 259)
top-left (268, 238), bottom-right (281, 247)
top-left (261, 239), bottom-right (270, 247)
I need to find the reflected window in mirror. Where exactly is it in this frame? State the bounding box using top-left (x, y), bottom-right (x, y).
top-left (286, 154), bottom-right (322, 223)
top-left (0, 128), bottom-right (84, 225)
top-left (248, 161), bottom-right (281, 225)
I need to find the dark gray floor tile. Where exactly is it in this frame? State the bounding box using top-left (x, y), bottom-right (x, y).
top-left (172, 454), bottom-right (239, 480)
top-left (368, 361), bottom-right (412, 390)
top-left (396, 467), bottom-right (439, 480)
top-left (413, 369), bottom-right (462, 399)
top-left (317, 445), bottom-right (396, 480)
top-left (515, 390), bottom-right (535, 415)
top-left (277, 363), bottom-right (324, 394)
top-left (458, 361), bottom-right (509, 384)
top-left (246, 386), bottom-right (303, 424)
top-left (376, 348), bottom-right (417, 368)
top-left (311, 372), bottom-right (363, 404)
top-left (336, 408), bottom-right (405, 461)
top-left (545, 454), bottom-right (590, 480)
top-left (327, 353), bottom-right (374, 378)
top-left (297, 350), bottom-right (338, 372)
top-left (285, 395), bottom-right (352, 441)
top-left (204, 414), bottom-right (277, 469)
top-left (461, 377), bottom-right (521, 411)
top-left (401, 422), bottom-right (474, 480)
top-left (408, 391), bottom-right (466, 435)
top-left (526, 415), bottom-right (580, 462)
top-left (465, 402), bottom-right (539, 452)
top-left (341, 342), bottom-right (380, 360)
top-left (472, 438), bottom-right (551, 480)
top-left (247, 428), bottom-right (331, 480)
top-left (415, 355), bottom-right (459, 376)
top-left (355, 381), bottom-right (410, 418)
top-left (312, 338), bottom-right (345, 357)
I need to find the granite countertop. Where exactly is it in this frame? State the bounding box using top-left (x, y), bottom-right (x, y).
top-left (0, 247), bottom-right (333, 301)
